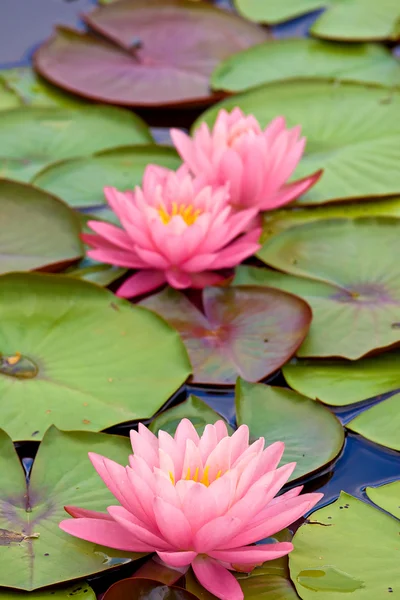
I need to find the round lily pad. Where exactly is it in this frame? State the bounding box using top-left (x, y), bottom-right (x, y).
top-left (33, 145), bottom-right (182, 208)
top-left (141, 286), bottom-right (312, 385)
top-left (0, 427), bottom-right (145, 590)
top-left (0, 583), bottom-right (96, 600)
top-left (282, 354), bottom-right (400, 406)
top-left (256, 218), bottom-right (400, 359)
top-left (233, 0), bottom-right (400, 42)
top-left (212, 39), bottom-right (400, 93)
top-left (347, 392), bottom-right (400, 451)
top-left (366, 481), bottom-right (400, 519)
top-left (195, 80), bottom-right (400, 205)
top-left (236, 379), bottom-right (344, 482)
top-left (0, 105), bottom-right (152, 183)
top-left (289, 492), bottom-right (400, 599)
top-left (0, 67), bottom-right (86, 108)
top-left (34, 0), bottom-right (268, 108)
top-left (0, 180), bottom-right (83, 274)
top-left (0, 272), bottom-right (191, 441)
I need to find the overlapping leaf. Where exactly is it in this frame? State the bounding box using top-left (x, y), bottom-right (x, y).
top-left (366, 481), bottom-right (400, 519)
top-left (34, 1), bottom-right (267, 108)
top-left (347, 393), bottom-right (400, 450)
top-left (141, 286), bottom-right (311, 385)
top-left (195, 81), bottom-right (400, 204)
top-left (0, 273), bottom-right (191, 441)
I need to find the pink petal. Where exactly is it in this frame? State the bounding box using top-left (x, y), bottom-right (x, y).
top-left (211, 230), bottom-right (261, 269)
top-left (171, 129), bottom-right (202, 175)
top-left (192, 556), bottom-right (244, 600)
top-left (108, 505), bottom-right (170, 550)
top-left (210, 542), bottom-right (294, 564)
top-left (59, 517), bottom-right (153, 552)
top-left (88, 453), bottom-right (136, 514)
top-left (130, 428), bottom-right (159, 469)
top-left (229, 425), bottom-right (249, 464)
top-left (64, 506), bottom-right (111, 520)
top-left (116, 270), bottom-right (166, 299)
top-left (135, 246), bottom-right (171, 270)
top-left (194, 515), bottom-right (242, 553)
top-left (214, 420), bottom-right (229, 440)
top-left (261, 169), bottom-right (323, 210)
top-left (189, 271), bottom-right (226, 288)
top-left (174, 419), bottom-right (200, 450)
top-left (166, 270), bottom-right (192, 289)
top-left (198, 424), bottom-right (219, 463)
top-left (86, 220), bottom-right (133, 251)
top-left (86, 247), bottom-right (147, 269)
top-left (181, 481), bottom-right (217, 531)
top-left (157, 550), bottom-right (197, 568)
top-left (153, 496), bottom-right (193, 549)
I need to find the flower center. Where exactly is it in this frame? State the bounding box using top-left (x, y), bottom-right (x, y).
top-left (158, 202), bottom-right (202, 226)
top-left (169, 465), bottom-right (223, 487)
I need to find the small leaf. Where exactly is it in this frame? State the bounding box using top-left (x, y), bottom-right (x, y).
top-left (347, 392), bottom-right (400, 450)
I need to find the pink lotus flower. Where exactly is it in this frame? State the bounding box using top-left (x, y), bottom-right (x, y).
top-left (171, 108), bottom-right (322, 211)
top-left (60, 419), bottom-right (322, 600)
top-left (82, 165), bottom-right (261, 298)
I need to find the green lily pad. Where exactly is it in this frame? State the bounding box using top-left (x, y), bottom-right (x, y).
top-left (0, 180), bottom-right (83, 274)
top-left (33, 145), bottom-right (182, 208)
top-left (0, 272), bottom-right (191, 441)
top-left (195, 80), bottom-right (400, 205)
top-left (65, 263), bottom-right (128, 287)
top-left (141, 286), bottom-right (311, 385)
top-left (261, 197), bottom-right (400, 245)
top-left (289, 492), bottom-right (400, 599)
top-left (149, 395), bottom-right (233, 437)
top-left (0, 583), bottom-right (95, 600)
top-left (0, 68), bottom-right (85, 108)
top-left (347, 392), bottom-right (400, 450)
top-left (366, 481), bottom-right (400, 519)
top-left (256, 218), bottom-right (400, 359)
top-left (212, 39), bottom-right (400, 93)
top-left (0, 106), bottom-right (152, 183)
top-left (0, 427), bottom-right (145, 590)
top-left (235, 379), bottom-right (344, 482)
top-left (0, 81), bottom-right (21, 110)
top-left (233, 0), bottom-right (400, 42)
top-left (282, 354), bottom-right (400, 406)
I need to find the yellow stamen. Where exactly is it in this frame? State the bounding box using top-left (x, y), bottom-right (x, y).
top-left (185, 467), bottom-right (191, 480)
top-left (157, 202), bottom-right (202, 226)
top-left (215, 470), bottom-right (222, 480)
top-left (193, 467), bottom-right (199, 482)
top-left (199, 466), bottom-right (210, 487)
top-left (169, 472), bottom-right (175, 485)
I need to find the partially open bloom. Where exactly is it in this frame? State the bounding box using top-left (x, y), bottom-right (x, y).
top-left (82, 165), bottom-right (261, 298)
top-left (171, 108), bottom-right (322, 211)
top-left (60, 419), bottom-right (322, 600)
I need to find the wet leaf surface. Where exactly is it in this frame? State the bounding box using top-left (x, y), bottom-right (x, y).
top-left (366, 480), bottom-right (400, 519)
top-left (347, 393), bottom-right (400, 451)
top-left (0, 272), bottom-right (191, 441)
top-left (0, 180), bottom-right (83, 274)
top-left (34, 0), bottom-right (268, 108)
top-left (0, 427), bottom-right (145, 590)
top-left (141, 286), bottom-right (311, 385)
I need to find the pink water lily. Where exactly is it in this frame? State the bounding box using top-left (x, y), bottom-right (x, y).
top-left (82, 165), bottom-right (261, 298)
top-left (60, 419), bottom-right (322, 600)
top-left (171, 108), bottom-right (322, 211)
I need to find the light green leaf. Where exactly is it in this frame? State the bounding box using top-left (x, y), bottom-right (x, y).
top-left (347, 393), bottom-right (400, 450)
top-left (0, 583), bottom-right (95, 600)
top-left (366, 481), bottom-right (400, 519)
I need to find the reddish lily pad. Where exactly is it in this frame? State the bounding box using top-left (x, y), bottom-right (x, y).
top-left (141, 286), bottom-right (312, 385)
top-left (34, 0), bottom-right (268, 108)
top-left (103, 578), bottom-right (198, 600)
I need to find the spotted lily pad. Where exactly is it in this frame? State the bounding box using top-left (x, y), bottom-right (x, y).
top-left (233, 0), bottom-right (400, 42)
top-left (236, 379), bottom-right (344, 482)
top-left (255, 218), bottom-right (400, 359)
top-left (289, 492), bottom-right (400, 599)
top-left (0, 180), bottom-right (83, 274)
top-left (0, 583), bottom-right (96, 600)
top-left (141, 286), bottom-right (312, 385)
top-left (195, 81), bottom-right (400, 205)
top-left (366, 481), bottom-right (400, 519)
top-left (212, 39), bottom-right (400, 93)
top-left (33, 146), bottom-right (182, 208)
top-left (282, 354), bottom-right (400, 406)
top-left (0, 427), bottom-right (145, 590)
top-left (347, 392), bottom-right (400, 451)
top-left (34, 0), bottom-right (268, 108)
top-left (0, 272), bottom-right (191, 441)
top-left (0, 106), bottom-right (152, 183)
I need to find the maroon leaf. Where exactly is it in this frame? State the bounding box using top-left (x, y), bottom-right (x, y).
top-left (141, 286), bottom-right (312, 385)
top-left (103, 577), bottom-right (199, 600)
top-left (34, 0), bottom-right (268, 108)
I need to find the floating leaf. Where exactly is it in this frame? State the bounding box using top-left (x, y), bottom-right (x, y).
top-left (289, 492), bottom-right (400, 599)
top-left (235, 379), bottom-right (344, 481)
top-left (0, 427), bottom-right (145, 590)
top-left (103, 578), bottom-right (198, 600)
top-left (33, 146), bottom-right (182, 208)
top-left (0, 272), bottom-right (191, 441)
top-left (65, 263), bottom-right (127, 287)
top-left (141, 286), bottom-right (311, 385)
top-left (366, 481), bottom-right (400, 519)
top-left (347, 392), bottom-right (400, 451)
top-left (0, 106), bottom-right (152, 183)
top-left (212, 39), bottom-right (400, 93)
top-left (133, 556), bottom-right (187, 586)
top-left (0, 81), bottom-right (21, 110)
top-left (233, 0), bottom-right (400, 42)
top-left (0, 582), bottom-right (96, 600)
top-left (195, 80), bottom-right (400, 205)
top-left (282, 354), bottom-right (400, 406)
top-left (34, 0), bottom-right (267, 108)
top-left (149, 395), bottom-right (233, 437)
top-left (0, 67), bottom-right (86, 108)
top-left (0, 180), bottom-right (83, 274)
top-left (253, 218), bottom-right (400, 359)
